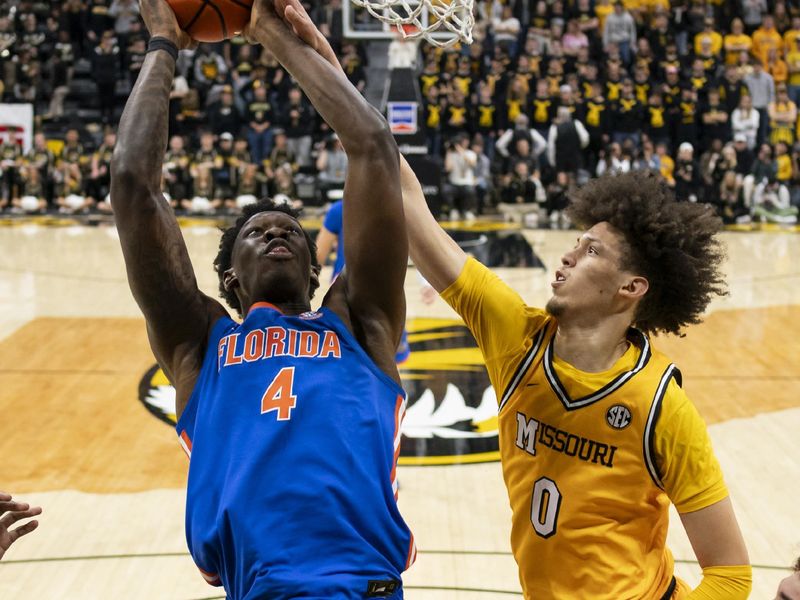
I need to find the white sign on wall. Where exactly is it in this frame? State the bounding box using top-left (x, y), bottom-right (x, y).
top-left (0, 103), bottom-right (34, 153)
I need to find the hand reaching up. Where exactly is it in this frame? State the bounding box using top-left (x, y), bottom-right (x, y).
top-left (0, 492), bottom-right (42, 560)
top-left (246, 0), bottom-right (343, 74)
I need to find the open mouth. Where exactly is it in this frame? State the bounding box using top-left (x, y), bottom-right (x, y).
top-left (265, 240), bottom-right (292, 257)
top-left (552, 270), bottom-right (567, 286)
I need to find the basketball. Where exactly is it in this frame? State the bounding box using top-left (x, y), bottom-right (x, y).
top-left (167, 0), bottom-right (253, 43)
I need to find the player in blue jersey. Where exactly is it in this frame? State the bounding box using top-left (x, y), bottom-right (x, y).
top-left (110, 0), bottom-right (414, 598)
top-left (317, 199), bottom-right (410, 363)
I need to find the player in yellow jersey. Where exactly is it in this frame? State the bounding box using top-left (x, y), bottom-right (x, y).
top-left (401, 167), bottom-right (752, 598)
top-left (287, 12), bottom-right (751, 599)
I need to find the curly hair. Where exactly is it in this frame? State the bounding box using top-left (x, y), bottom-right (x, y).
top-left (213, 199), bottom-right (320, 316)
top-left (566, 170), bottom-right (727, 336)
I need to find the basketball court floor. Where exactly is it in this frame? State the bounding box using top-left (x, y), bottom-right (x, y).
top-left (0, 222), bottom-right (798, 599)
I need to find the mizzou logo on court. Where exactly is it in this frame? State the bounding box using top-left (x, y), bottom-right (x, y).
top-left (138, 318), bottom-right (501, 465)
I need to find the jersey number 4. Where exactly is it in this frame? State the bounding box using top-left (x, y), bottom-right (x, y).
top-left (530, 476), bottom-right (562, 539)
top-left (261, 367), bottom-right (297, 421)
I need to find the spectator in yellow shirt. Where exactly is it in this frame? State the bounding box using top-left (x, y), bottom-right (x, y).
top-left (753, 14), bottom-right (784, 66)
top-left (595, 0), bottom-right (614, 32)
top-left (640, 0), bottom-right (669, 14)
top-left (785, 36), bottom-right (800, 105)
top-left (783, 16), bottom-right (800, 57)
top-left (695, 17), bottom-right (723, 57)
top-left (724, 19), bottom-right (753, 66)
top-left (775, 141), bottom-right (793, 183)
top-left (655, 141), bottom-right (675, 186)
top-left (767, 47), bottom-right (789, 84)
top-left (768, 84), bottom-right (798, 145)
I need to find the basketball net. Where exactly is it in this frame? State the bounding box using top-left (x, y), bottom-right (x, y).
top-left (349, 0), bottom-right (474, 48)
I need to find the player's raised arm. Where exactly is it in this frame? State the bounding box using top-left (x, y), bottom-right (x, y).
top-left (399, 155), bottom-right (467, 292)
top-left (246, 0), bottom-right (407, 346)
top-left (110, 0), bottom-right (225, 403)
top-left (267, 3), bottom-right (465, 294)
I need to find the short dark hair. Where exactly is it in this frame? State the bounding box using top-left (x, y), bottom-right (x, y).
top-left (567, 171), bottom-right (727, 336)
top-left (213, 199), bottom-right (320, 315)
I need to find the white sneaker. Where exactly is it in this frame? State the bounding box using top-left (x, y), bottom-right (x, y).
top-left (464, 211), bottom-right (476, 222)
top-left (449, 209), bottom-right (461, 221)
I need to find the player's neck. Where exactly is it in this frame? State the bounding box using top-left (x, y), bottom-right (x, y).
top-left (553, 317), bottom-right (632, 373)
top-left (244, 299), bottom-right (312, 317)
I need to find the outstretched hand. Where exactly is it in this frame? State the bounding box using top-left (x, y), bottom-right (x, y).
top-left (139, 0), bottom-right (196, 50)
top-left (0, 492), bottom-right (42, 560)
top-left (246, 0), bottom-right (343, 74)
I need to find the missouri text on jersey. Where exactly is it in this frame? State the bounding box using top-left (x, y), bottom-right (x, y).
top-left (515, 411), bottom-right (618, 468)
top-left (217, 327), bottom-right (342, 370)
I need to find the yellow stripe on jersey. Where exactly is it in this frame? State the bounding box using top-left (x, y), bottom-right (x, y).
top-left (441, 258), bottom-right (728, 599)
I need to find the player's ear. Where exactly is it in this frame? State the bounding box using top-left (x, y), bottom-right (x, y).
top-left (223, 268), bottom-right (239, 292)
top-left (310, 264), bottom-right (321, 290)
top-left (619, 275), bottom-right (648, 300)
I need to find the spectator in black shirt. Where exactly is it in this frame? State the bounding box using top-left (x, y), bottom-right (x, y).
top-left (282, 87), bottom-right (315, 168)
top-left (646, 91), bottom-right (670, 147)
top-left (674, 85), bottom-right (700, 153)
top-left (611, 79), bottom-right (643, 147)
top-left (701, 87), bottom-right (732, 149)
top-left (719, 64), bottom-right (748, 114)
top-left (86, 130), bottom-right (115, 205)
top-left (246, 82), bottom-right (274, 165)
top-left (85, 0), bottom-right (114, 48)
top-left (212, 132), bottom-right (236, 203)
top-left (208, 85), bottom-right (241, 137)
top-left (126, 35), bottom-right (147, 86)
top-left (648, 12), bottom-right (674, 62)
top-left (675, 142), bottom-right (703, 202)
top-left (733, 133), bottom-right (755, 175)
top-left (91, 30), bottom-right (120, 124)
top-left (164, 134), bottom-right (191, 206)
top-left (547, 105), bottom-right (590, 178)
top-left (444, 89), bottom-right (471, 138)
top-left (530, 78), bottom-right (554, 137)
top-left (341, 43), bottom-right (366, 94)
top-left (422, 84), bottom-right (444, 157)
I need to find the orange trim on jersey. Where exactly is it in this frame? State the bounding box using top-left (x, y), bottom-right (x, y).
top-left (389, 394), bottom-right (403, 496)
top-left (405, 533), bottom-right (417, 570)
top-left (248, 301), bottom-right (283, 315)
top-left (179, 430), bottom-right (193, 459)
top-left (197, 566), bottom-right (221, 586)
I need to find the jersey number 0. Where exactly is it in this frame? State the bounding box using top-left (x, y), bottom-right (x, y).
top-left (530, 476), bottom-right (562, 538)
top-left (261, 367), bottom-right (297, 421)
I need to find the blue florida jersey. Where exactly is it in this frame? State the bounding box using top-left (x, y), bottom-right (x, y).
top-left (176, 302), bottom-right (416, 599)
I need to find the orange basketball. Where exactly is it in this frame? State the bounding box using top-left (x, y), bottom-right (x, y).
top-left (167, 0), bottom-right (253, 43)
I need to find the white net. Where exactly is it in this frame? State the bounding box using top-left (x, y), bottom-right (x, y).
top-left (349, 0), bottom-right (475, 48)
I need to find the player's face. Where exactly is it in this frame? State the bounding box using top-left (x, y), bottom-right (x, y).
top-left (776, 571), bottom-right (800, 600)
top-left (229, 211), bottom-right (315, 307)
top-left (546, 222), bottom-right (641, 322)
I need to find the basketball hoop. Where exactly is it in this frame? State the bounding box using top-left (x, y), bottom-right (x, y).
top-left (349, 0), bottom-right (474, 48)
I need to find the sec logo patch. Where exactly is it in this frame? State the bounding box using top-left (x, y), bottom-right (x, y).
top-left (606, 404), bottom-right (632, 430)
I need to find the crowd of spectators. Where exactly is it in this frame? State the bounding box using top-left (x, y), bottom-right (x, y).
top-left (0, 0), bottom-right (800, 226)
top-left (0, 0), bottom-right (364, 215)
top-left (420, 0), bottom-right (800, 225)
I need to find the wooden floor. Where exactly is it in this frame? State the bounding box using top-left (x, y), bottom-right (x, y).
top-left (0, 225), bottom-right (798, 599)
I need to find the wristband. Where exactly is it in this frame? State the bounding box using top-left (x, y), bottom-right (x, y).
top-left (147, 36), bottom-right (179, 61)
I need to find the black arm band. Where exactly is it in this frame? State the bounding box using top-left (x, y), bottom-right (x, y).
top-left (147, 36), bottom-right (179, 62)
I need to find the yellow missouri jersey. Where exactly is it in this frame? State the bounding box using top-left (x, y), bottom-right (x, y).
top-left (442, 258), bottom-right (728, 599)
